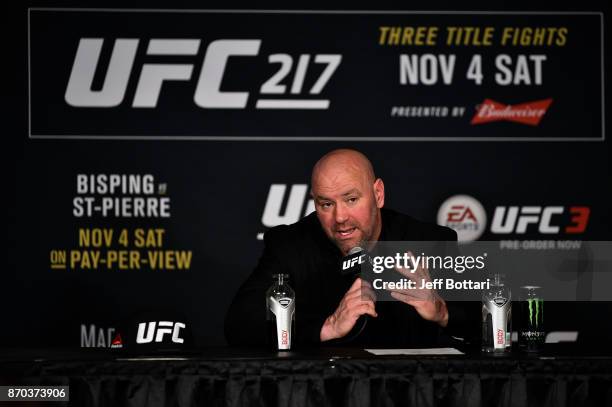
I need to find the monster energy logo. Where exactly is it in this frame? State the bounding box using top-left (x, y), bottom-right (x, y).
top-left (527, 298), bottom-right (543, 327)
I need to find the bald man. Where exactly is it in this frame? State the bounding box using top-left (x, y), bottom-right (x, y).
top-left (225, 149), bottom-right (471, 347)
top-left (310, 149), bottom-right (383, 256)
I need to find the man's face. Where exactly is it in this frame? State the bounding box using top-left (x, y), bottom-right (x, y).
top-left (312, 168), bottom-right (384, 255)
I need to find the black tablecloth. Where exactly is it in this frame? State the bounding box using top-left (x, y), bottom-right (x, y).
top-left (1, 347), bottom-right (611, 407)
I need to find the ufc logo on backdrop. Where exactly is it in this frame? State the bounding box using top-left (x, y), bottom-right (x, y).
top-left (261, 184), bottom-right (315, 228)
top-left (65, 38), bottom-right (341, 109)
top-left (136, 321), bottom-right (185, 344)
top-left (257, 184), bottom-right (315, 241)
top-left (490, 206), bottom-right (590, 234)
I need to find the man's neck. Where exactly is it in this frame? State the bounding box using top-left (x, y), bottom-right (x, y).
top-left (366, 210), bottom-right (383, 251)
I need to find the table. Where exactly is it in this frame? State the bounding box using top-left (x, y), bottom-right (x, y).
top-left (1, 346), bottom-right (611, 407)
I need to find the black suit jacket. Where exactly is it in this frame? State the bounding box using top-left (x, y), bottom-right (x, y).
top-left (225, 208), bottom-right (476, 347)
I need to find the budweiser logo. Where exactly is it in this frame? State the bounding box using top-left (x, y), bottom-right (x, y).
top-left (471, 98), bottom-right (553, 126)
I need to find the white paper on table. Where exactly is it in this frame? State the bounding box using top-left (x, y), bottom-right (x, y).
top-left (364, 348), bottom-right (464, 356)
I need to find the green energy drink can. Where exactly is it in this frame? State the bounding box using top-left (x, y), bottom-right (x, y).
top-left (519, 286), bottom-right (544, 352)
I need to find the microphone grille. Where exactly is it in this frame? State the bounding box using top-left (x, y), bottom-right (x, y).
top-left (348, 246), bottom-right (363, 255)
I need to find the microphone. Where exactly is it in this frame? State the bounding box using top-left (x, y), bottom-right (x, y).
top-left (339, 246), bottom-right (373, 341)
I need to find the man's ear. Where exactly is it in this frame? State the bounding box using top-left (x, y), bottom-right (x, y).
top-left (373, 178), bottom-right (385, 208)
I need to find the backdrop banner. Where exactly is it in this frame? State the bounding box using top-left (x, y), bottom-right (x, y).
top-left (10, 6), bottom-right (611, 348)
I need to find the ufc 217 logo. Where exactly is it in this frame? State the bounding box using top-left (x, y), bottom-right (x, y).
top-left (136, 321), bottom-right (185, 344)
top-left (65, 38), bottom-right (342, 109)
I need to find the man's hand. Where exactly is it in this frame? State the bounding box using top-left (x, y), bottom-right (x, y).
top-left (320, 278), bottom-right (378, 341)
top-left (389, 252), bottom-right (449, 327)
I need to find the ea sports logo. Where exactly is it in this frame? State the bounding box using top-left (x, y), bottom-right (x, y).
top-left (437, 195), bottom-right (487, 242)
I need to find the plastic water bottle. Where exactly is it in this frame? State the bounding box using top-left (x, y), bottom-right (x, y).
top-left (266, 274), bottom-right (295, 351)
top-left (482, 274), bottom-right (512, 353)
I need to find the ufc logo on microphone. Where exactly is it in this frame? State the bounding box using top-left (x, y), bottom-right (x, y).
top-left (136, 321), bottom-right (185, 344)
top-left (342, 254), bottom-right (366, 270)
